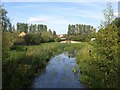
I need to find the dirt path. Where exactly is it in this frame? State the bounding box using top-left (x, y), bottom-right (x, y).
top-left (60, 40), bottom-right (81, 43)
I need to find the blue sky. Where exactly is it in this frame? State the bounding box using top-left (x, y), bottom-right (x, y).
top-left (3, 2), bottom-right (118, 34)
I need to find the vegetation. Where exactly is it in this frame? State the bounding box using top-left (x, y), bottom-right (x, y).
top-left (76, 3), bottom-right (119, 88)
top-left (1, 2), bottom-right (119, 89)
top-left (67, 24), bottom-right (96, 41)
top-left (3, 42), bottom-right (86, 88)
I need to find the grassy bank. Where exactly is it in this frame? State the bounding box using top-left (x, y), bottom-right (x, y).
top-left (3, 42), bottom-right (85, 89)
top-left (76, 42), bottom-right (118, 88)
top-left (3, 42), bottom-right (118, 88)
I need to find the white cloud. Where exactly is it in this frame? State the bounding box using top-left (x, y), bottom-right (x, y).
top-left (27, 17), bottom-right (48, 23)
top-left (114, 12), bottom-right (118, 17)
top-left (71, 10), bottom-right (103, 20)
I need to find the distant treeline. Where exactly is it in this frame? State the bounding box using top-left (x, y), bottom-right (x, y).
top-left (3, 22), bottom-right (55, 34)
top-left (68, 24), bottom-right (96, 35)
top-left (67, 24), bottom-right (96, 41)
top-left (16, 23), bottom-right (48, 33)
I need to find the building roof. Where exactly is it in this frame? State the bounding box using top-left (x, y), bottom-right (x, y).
top-left (19, 32), bottom-right (26, 37)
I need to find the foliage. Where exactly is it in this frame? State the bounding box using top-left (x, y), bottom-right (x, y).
top-left (24, 32), bottom-right (42, 45)
top-left (94, 3), bottom-right (119, 88)
top-left (17, 23), bottom-right (48, 33)
top-left (2, 2), bottom-right (119, 89)
top-left (53, 30), bottom-right (56, 36)
top-left (100, 2), bottom-right (114, 28)
top-left (67, 24), bottom-right (96, 42)
top-left (41, 31), bottom-right (54, 43)
top-left (16, 30), bottom-right (56, 45)
top-left (2, 32), bottom-right (18, 51)
top-left (0, 6), bottom-right (11, 32)
top-left (2, 42), bottom-right (83, 88)
top-left (76, 2), bottom-right (119, 88)
top-left (17, 23), bottom-right (28, 33)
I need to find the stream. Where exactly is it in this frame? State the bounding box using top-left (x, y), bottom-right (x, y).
top-left (30, 53), bottom-right (84, 88)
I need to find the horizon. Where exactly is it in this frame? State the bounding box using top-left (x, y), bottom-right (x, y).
top-left (2, 2), bottom-right (118, 34)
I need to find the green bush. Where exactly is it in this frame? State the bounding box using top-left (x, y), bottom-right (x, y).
top-left (76, 25), bottom-right (119, 88)
top-left (3, 42), bottom-right (83, 88)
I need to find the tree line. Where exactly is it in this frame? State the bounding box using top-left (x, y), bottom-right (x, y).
top-left (67, 24), bottom-right (96, 41)
top-left (16, 23), bottom-right (48, 33)
top-left (15, 23), bottom-right (58, 45)
top-left (1, 6), bottom-right (59, 47)
top-left (3, 22), bottom-right (56, 34)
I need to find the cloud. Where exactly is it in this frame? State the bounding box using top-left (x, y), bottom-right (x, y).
top-left (114, 12), bottom-right (118, 17)
top-left (27, 17), bottom-right (48, 23)
top-left (71, 10), bottom-right (103, 20)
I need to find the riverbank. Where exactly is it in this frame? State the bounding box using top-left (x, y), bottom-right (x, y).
top-left (3, 42), bottom-right (86, 88)
top-left (3, 41), bottom-right (117, 88)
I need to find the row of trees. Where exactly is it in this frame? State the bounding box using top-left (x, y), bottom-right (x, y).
top-left (3, 22), bottom-right (55, 34)
top-left (0, 6), bottom-right (55, 35)
top-left (67, 24), bottom-right (96, 41)
top-left (14, 23), bottom-right (58, 45)
top-left (68, 24), bottom-right (96, 36)
top-left (1, 6), bottom-right (58, 47)
top-left (16, 23), bottom-right (48, 33)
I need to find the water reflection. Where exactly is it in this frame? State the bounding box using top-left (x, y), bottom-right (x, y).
top-left (31, 53), bottom-right (84, 88)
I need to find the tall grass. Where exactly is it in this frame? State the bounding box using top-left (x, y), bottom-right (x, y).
top-left (3, 42), bottom-right (84, 88)
top-left (3, 42), bottom-right (117, 88)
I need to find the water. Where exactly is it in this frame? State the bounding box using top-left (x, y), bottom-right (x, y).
top-left (31, 53), bottom-right (84, 88)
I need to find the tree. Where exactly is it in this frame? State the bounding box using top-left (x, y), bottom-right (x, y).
top-left (8, 22), bottom-right (12, 32)
top-left (44, 25), bottom-right (47, 31)
top-left (93, 2), bottom-right (119, 88)
top-left (37, 24), bottom-right (41, 32)
top-left (33, 24), bottom-right (36, 33)
top-left (100, 2), bottom-right (114, 28)
top-left (68, 24), bottom-right (71, 35)
top-left (12, 25), bottom-right (15, 32)
top-left (53, 30), bottom-right (56, 36)
top-left (29, 24), bottom-right (33, 33)
top-left (24, 23), bottom-right (28, 33)
top-left (76, 24), bottom-right (79, 34)
top-left (40, 25), bottom-right (43, 31)
top-left (48, 29), bottom-right (52, 35)
top-left (17, 23), bottom-right (20, 31)
top-left (0, 6), bottom-right (10, 32)
top-left (67, 24), bottom-right (96, 41)
top-left (16, 23), bottom-right (28, 33)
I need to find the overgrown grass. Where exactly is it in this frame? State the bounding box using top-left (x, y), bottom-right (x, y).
top-left (3, 42), bottom-right (118, 89)
top-left (2, 42), bottom-right (85, 89)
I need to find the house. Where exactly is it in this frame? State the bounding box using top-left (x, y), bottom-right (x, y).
top-left (19, 32), bottom-right (26, 37)
top-left (57, 34), bottom-right (64, 38)
top-left (57, 34), bottom-right (66, 40)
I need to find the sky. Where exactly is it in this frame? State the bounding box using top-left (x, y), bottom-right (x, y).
top-left (2, 1), bottom-right (119, 34)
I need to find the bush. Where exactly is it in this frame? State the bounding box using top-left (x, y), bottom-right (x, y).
top-left (76, 25), bottom-right (119, 88)
top-left (24, 33), bottom-right (42, 45)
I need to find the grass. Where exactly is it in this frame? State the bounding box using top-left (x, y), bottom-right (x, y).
top-left (3, 42), bottom-right (85, 88)
top-left (3, 42), bottom-right (118, 88)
